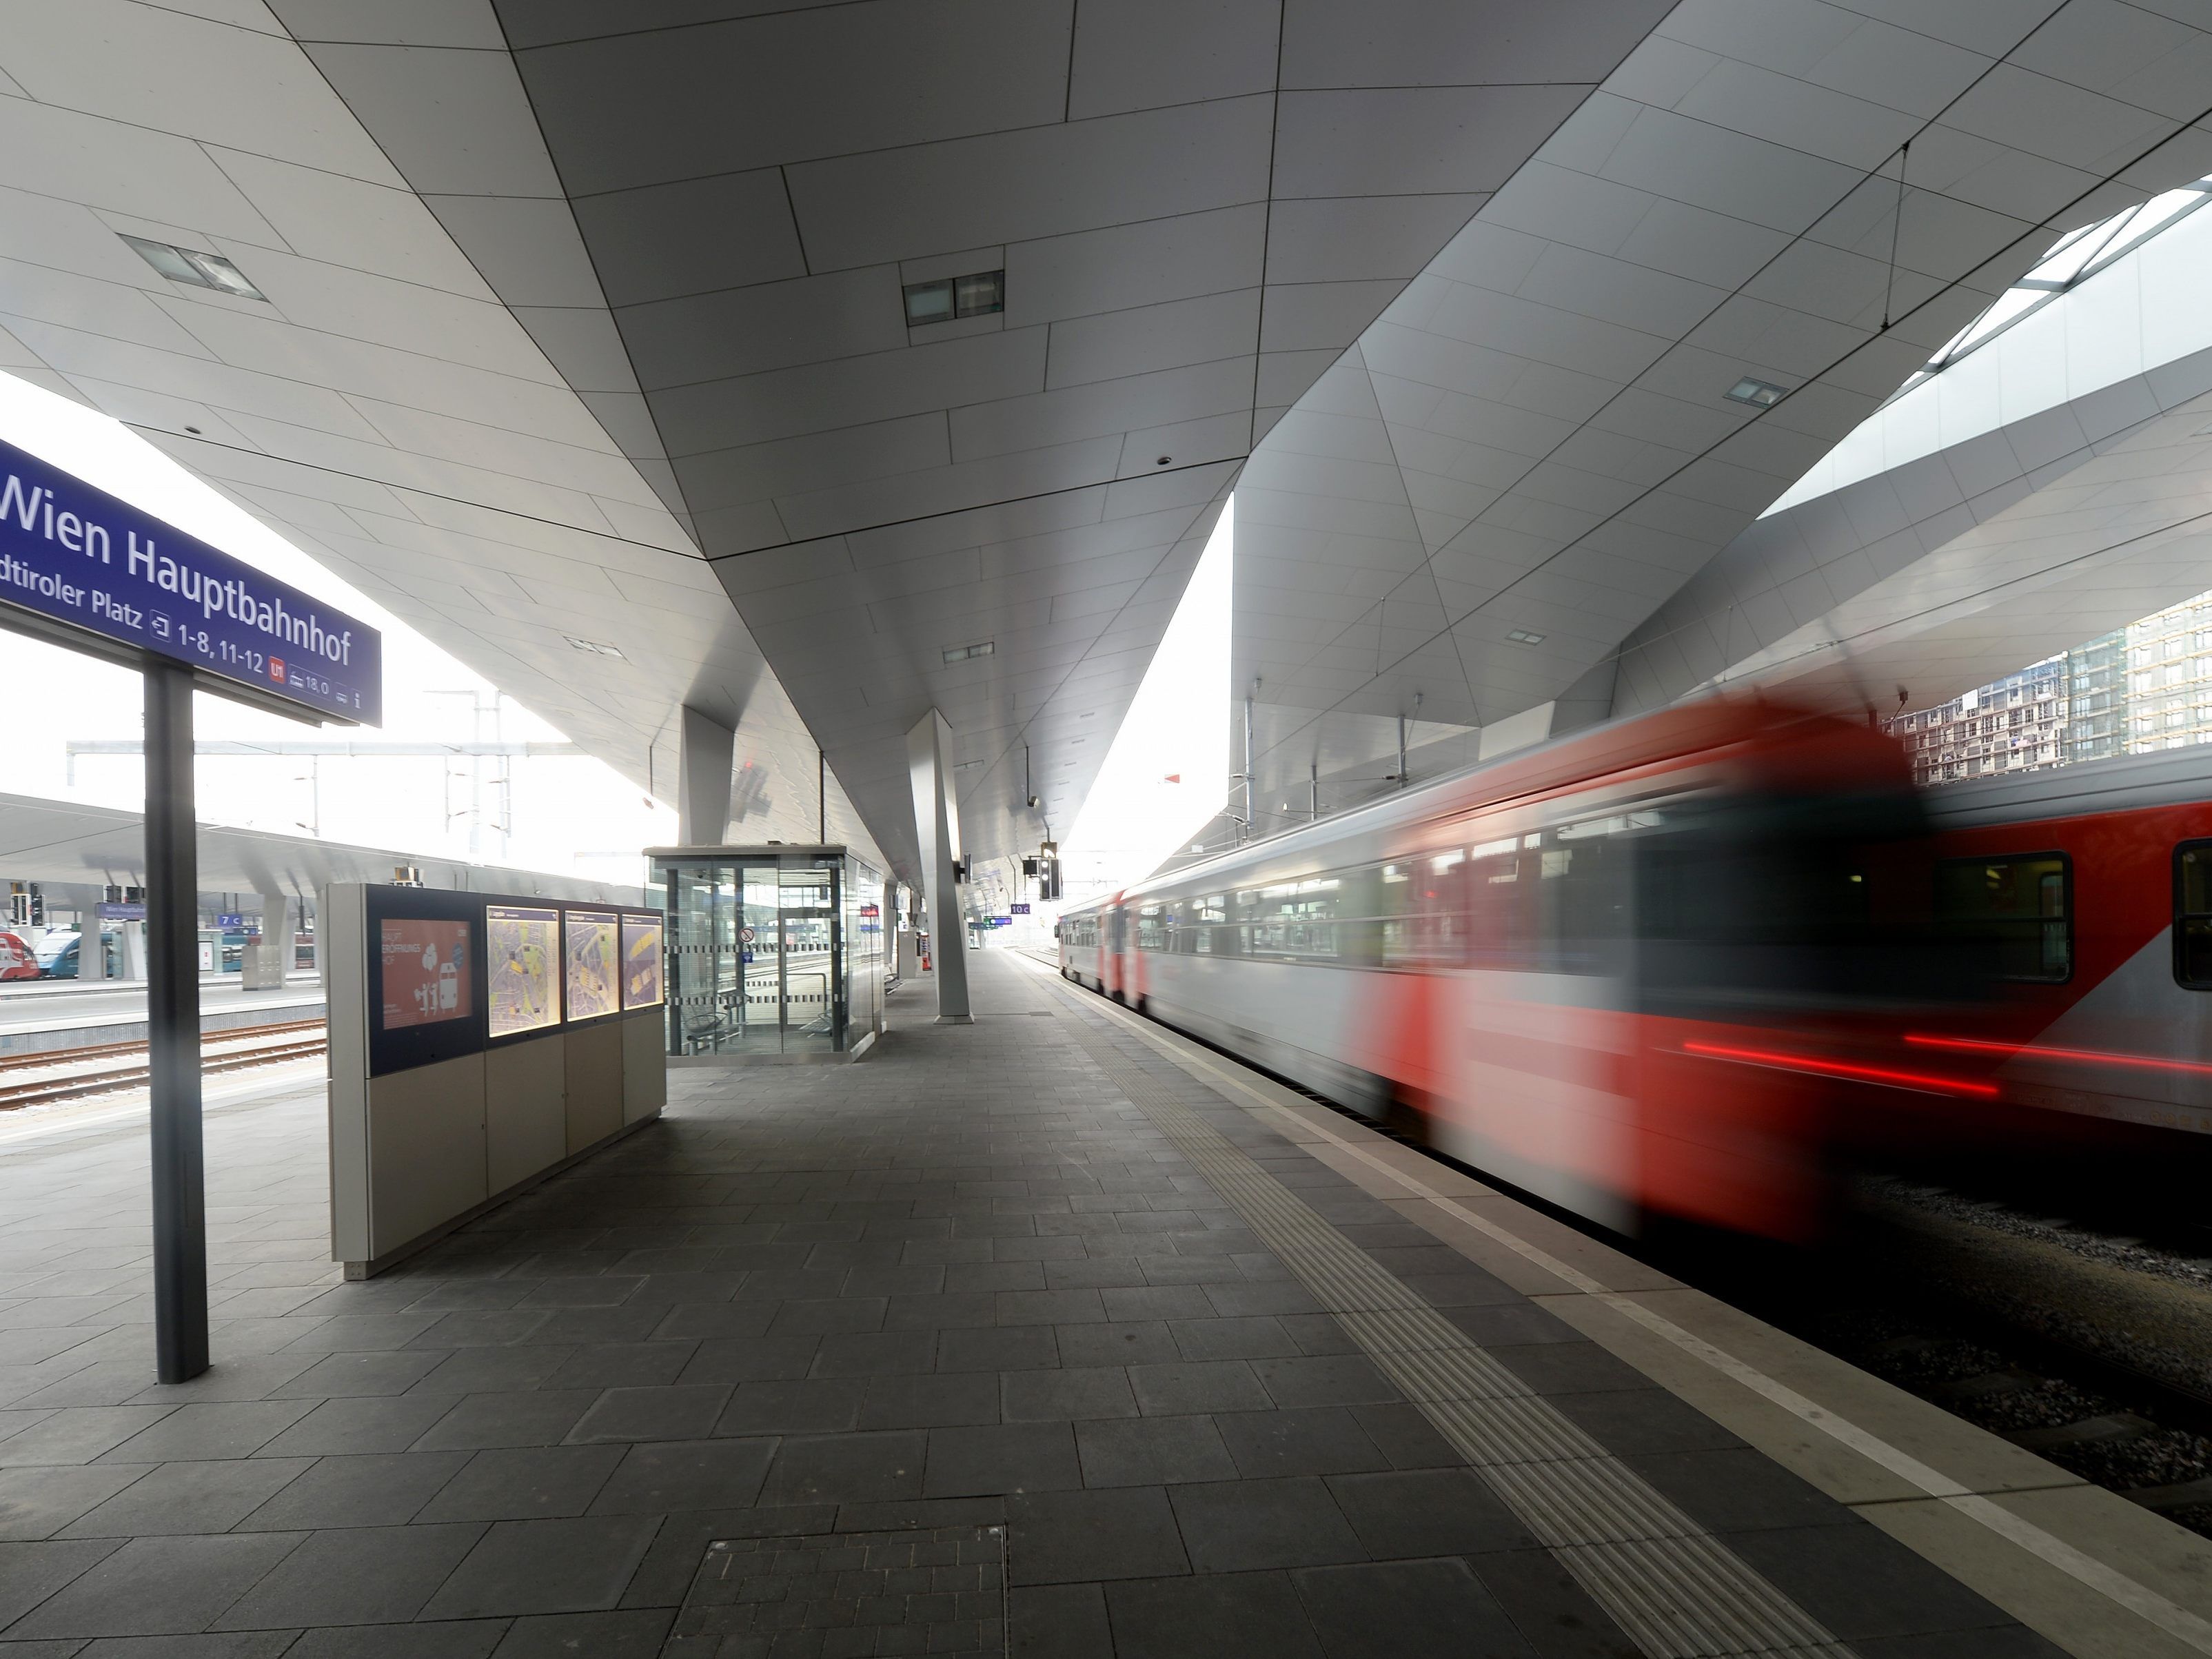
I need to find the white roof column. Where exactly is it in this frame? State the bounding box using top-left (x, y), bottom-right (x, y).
top-left (906, 708), bottom-right (971, 1025)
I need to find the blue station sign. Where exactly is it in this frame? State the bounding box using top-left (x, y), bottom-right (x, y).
top-left (0, 434), bottom-right (380, 724)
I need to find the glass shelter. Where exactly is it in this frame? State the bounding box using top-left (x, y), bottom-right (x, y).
top-left (649, 845), bottom-right (886, 1059)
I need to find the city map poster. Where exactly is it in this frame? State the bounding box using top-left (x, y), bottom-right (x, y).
top-left (380, 918), bottom-right (471, 1030)
top-left (565, 911), bottom-right (620, 1021)
top-left (622, 915), bottom-right (664, 1009)
top-left (487, 906), bottom-right (559, 1038)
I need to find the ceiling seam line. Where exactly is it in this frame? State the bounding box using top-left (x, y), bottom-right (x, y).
top-left (126, 424), bottom-right (710, 560)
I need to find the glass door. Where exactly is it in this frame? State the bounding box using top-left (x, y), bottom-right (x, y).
top-left (778, 866), bottom-right (838, 1052)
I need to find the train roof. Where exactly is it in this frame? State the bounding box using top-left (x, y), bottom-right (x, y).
top-left (1922, 744), bottom-right (2212, 827)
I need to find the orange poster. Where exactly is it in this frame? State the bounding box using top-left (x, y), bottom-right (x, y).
top-left (380, 919), bottom-right (471, 1029)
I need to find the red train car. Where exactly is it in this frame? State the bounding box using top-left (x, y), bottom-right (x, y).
top-left (1061, 695), bottom-right (1987, 1241)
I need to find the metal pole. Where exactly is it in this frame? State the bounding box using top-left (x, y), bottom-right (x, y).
top-left (1397, 715), bottom-right (1408, 789)
top-left (1241, 681), bottom-right (1257, 844)
top-left (1310, 762), bottom-right (1319, 822)
top-left (144, 662), bottom-right (207, 1383)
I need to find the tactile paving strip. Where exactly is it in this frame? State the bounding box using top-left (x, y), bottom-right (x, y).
top-left (663, 1523), bottom-right (1008, 1658)
top-left (1049, 999), bottom-right (1854, 1659)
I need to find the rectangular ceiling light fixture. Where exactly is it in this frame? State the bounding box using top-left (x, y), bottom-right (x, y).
top-left (942, 640), bottom-right (994, 663)
top-left (1507, 629), bottom-right (1546, 644)
top-left (1725, 376), bottom-right (1787, 408)
top-left (565, 635), bottom-right (626, 659)
top-left (904, 269), bottom-right (1005, 327)
top-left (121, 234), bottom-right (265, 300)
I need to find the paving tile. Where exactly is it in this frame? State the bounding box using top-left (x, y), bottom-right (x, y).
top-left (1129, 1360), bottom-right (1272, 1416)
top-left (1010, 1580), bottom-right (1115, 1659)
top-left (1213, 1407), bottom-right (1391, 1480)
top-left (487, 1607), bottom-right (674, 1656)
top-left (1252, 1354), bottom-right (1401, 1410)
top-left (418, 1516), bottom-right (660, 1619)
top-left (1103, 1569), bottom-right (1323, 1658)
top-left (412, 1391), bottom-right (601, 1452)
top-left (923, 1423), bottom-right (1082, 1498)
top-left (0, 1409), bottom-right (176, 1468)
top-left (808, 1330), bottom-right (936, 1376)
top-left (1169, 1316), bottom-right (1302, 1362)
top-left (1074, 1414), bottom-right (1237, 1488)
top-left (1546, 1388), bottom-right (1745, 1459)
top-left (859, 1372), bottom-right (1000, 1430)
top-left (282, 1616), bottom-right (511, 1657)
top-left (1170, 1476), bottom-right (1366, 1573)
top-left (94, 1403), bottom-right (316, 1465)
top-left (251, 1396), bottom-right (456, 1458)
top-left (212, 1520), bottom-right (485, 1628)
top-left (60, 1457), bottom-right (312, 1537)
top-left (0, 1536), bottom-right (121, 1627)
top-left (1463, 1545), bottom-right (1641, 1658)
top-left (1326, 1468), bottom-right (1534, 1558)
top-left (586, 1438), bottom-right (775, 1516)
top-left (1004, 1486), bottom-right (1186, 1585)
top-left (935, 1325), bottom-right (1057, 1374)
top-left (567, 1384), bottom-right (732, 1444)
top-left (647, 1303), bottom-right (777, 1343)
top-left (1052, 1322), bottom-right (1178, 1367)
top-left (405, 1348), bottom-right (574, 1396)
top-left (236, 1449), bottom-right (471, 1530)
top-left (713, 1378), bottom-right (863, 1436)
top-left (6, 1533), bottom-right (304, 1638)
top-left (758, 1431), bottom-right (926, 1507)
top-left (265, 1350), bottom-right (445, 1398)
top-left (1727, 1520), bottom-right (2025, 1642)
top-left (1000, 1366), bottom-right (1137, 1423)
top-left (416, 1445), bottom-right (625, 1522)
top-left (764, 1298), bottom-right (886, 1337)
top-left (0, 1465), bottom-right (149, 1540)
top-left (540, 1343), bottom-right (693, 1390)
top-left (1295, 1554), bottom-right (1535, 1655)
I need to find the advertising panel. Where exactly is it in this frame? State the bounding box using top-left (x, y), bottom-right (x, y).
top-left (0, 434), bottom-right (381, 724)
top-left (621, 914), bottom-right (663, 1009)
top-left (379, 918), bottom-right (471, 1029)
top-left (565, 911), bottom-right (620, 1021)
top-left (487, 906), bottom-right (560, 1039)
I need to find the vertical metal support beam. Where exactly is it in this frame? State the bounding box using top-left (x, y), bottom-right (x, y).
top-left (144, 662), bottom-right (207, 1384)
top-left (906, 709), bottom-right (972, 1024)
top-left (1309, 762), bottom-right (1319, 822)
top-left (1241, 681), bottom-right (1257, 844)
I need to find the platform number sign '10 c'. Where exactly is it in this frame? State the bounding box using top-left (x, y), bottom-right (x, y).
top-left (0, 432), bottom-right (382, 725)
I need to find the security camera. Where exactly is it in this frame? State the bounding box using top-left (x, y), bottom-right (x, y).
top-left (1027, 795), bottom-right (1041, 808)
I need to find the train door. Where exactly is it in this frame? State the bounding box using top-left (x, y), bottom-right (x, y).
top-left (1104, 905), bottom-right (1127, 999)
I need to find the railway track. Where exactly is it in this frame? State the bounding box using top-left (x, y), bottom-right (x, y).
top-left (0, 1017), bottom-right (328, 1110)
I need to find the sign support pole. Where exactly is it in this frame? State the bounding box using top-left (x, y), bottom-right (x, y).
top-left (145, 660), bottom-right (207, 1383)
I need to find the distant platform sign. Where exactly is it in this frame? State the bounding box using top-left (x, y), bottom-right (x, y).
top-left (0, 434), bottom-right (380, 724)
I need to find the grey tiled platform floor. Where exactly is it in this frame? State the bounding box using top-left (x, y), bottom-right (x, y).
top-left (0, 953), bottom-right (2061, 1656)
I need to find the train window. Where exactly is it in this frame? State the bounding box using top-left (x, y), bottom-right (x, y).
top-left (2174, 843), bottom-right (2212, 988)
top-left (1936, 853), bottom-right (2071, 983)
top-left (1380, 850), bottom-right (1471, 966)
top-left (1463, 835), bottom-right (1530, 970)
top-left (1135, 903), bottom-right (1169, 952)
top-left (1245, 877), bottom-right (1341, 960)
top-left (1179, 893), bottom-right (1230, 955)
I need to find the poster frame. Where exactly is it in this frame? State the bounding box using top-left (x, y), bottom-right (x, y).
top-left (364, 884), bottom-right (663, 1078)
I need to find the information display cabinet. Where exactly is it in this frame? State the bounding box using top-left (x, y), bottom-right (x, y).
top-left (649, 845), bottom-right (885, 1060)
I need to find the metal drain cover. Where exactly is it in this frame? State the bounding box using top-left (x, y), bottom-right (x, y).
top-left (663, 1523), bottom-right (1007, 1656)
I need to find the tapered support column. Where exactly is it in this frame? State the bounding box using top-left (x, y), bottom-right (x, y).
top-left (677, 705), bottom-right (737, 845)
top-left (145, 662), bottom-right (207, 1383)
top-left (906, 709), bottom-right (971, 1024)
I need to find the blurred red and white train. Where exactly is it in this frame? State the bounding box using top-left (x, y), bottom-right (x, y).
top-left (1057, 697), bottom-right (2212, 1240)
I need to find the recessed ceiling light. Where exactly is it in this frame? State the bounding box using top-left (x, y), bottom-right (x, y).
top-left (1156, 456), bottom-right (1172, 466)
top-left (1725, 376), bottom-right (1787, 408)
top-left (904, 269), bottom-right (1004, 327)
top-left (183, 425), bottom-right (202, 435)
top-left (1507, 629), bottom-right (1545, 644)
top-left (565, 635), bottom-right (625, 659)
top-left (121, 234), bottom-right (265, 300)
top-left (942, 640), bottom-right (993, 663)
